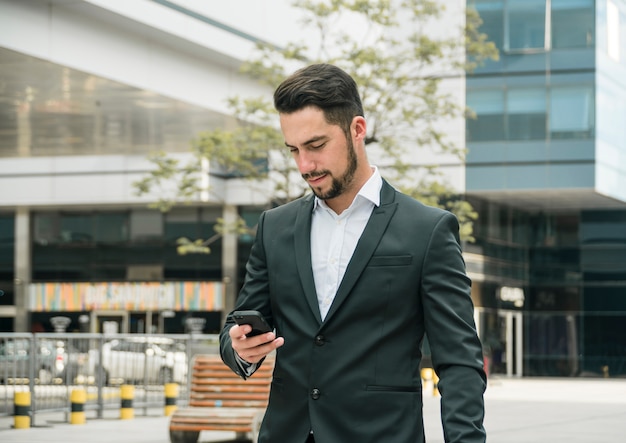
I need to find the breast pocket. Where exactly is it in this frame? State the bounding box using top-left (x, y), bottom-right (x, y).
top-left (368, 254), bottom-right (413, 267)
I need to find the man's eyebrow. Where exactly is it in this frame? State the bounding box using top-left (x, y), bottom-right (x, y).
top-left (284, 135), bottom-right (328, 148)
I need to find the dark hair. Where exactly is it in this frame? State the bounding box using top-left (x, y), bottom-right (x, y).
top-left (273, 63), bottom-right (364, 135)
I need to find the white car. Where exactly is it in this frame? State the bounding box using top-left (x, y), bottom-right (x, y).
top-left (88, 337), bottom-right (187, 385)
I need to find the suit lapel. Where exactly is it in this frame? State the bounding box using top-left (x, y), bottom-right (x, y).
top-left (294, 194), bottom-right (322, 323)
top-left (324, 180), bottom-right (398, 323)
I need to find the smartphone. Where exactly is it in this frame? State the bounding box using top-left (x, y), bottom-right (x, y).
top-left (232, 310), bottom-right (272, 337)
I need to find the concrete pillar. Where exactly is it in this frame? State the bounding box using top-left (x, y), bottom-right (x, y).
top-left (221, 204), bottom-right (239, 319)
top-left (14, 207), bottom-right (31, 332)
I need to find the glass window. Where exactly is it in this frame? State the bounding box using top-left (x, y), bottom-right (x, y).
top-left (129, 210), bottom-right (162, 243)
top-left (94, 213), bottom-right (128, 243)
top-left (584, 287), bottom-right (626, 310)
top-left (507, 0), bottom-right (546, 51)
top-left (551, 0), bottom-right (595, 49)
top-left (580, 210), bottom-right (626, 243)
top-left (164, 208), bottom-right (199, 243)
top-left (549, 86), bottom-right (594, 139)
top-left (33, 213), bottom-right (59, 245)
top-left (0, 215), bottom-right (14, 244)
top-left (59, 213), bottom-right (94, 244)
top-left (507, 88), bottom-right (546, 140)
top-left (163, 207), bottom-right (220, 243)
top-left (199, 207), bottom-right (221, 240)
top-left (0, 214), bottom-right (14, 271)
top-left (471, 0), bottom-right (504, 49)
top-left (466, 89), bottom-right (506, 141)
top-left (528, 287), bottom-right (581, 311)
top-left (526, 312), bottom-right (580, 376)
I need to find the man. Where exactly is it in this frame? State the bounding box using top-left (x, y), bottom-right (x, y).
top-left (220, 63), bottom-right (486, 443)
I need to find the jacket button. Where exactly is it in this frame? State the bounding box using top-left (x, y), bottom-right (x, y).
top-left (314, 335), bottom-right (325, 346)
top-left (311, 388), bottom-right (321, 400)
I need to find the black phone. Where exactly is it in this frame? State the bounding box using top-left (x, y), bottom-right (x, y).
top-left (232, 310), bottom-right (272, 337)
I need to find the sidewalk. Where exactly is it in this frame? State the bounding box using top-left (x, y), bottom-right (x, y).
top-left (1, 377), bottom-right (625, 442)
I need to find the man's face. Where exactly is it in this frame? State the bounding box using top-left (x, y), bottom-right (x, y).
top-left (280, 106), bottom-right (358, 201)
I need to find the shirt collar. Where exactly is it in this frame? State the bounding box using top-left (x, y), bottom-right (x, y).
top-left (313, 166), bottom-right (382, 211)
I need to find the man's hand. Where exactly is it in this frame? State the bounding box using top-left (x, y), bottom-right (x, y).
top-left (229, 324), bottom-right (284, 364)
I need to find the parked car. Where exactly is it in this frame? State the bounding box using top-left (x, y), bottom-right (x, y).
top-left (87, 337), bottom-right (188, 385)
top-left (0, 338), bottom-right (67, 384)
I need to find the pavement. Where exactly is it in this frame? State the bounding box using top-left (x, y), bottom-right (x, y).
top-left (1, 376), bottom-right (625, 442)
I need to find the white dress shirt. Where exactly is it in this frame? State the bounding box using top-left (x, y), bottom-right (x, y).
top-left (311, 167), bottom-right (382, 320)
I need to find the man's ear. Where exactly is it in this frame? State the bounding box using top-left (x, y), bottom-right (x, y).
top-left (352, 116), bottom-right (367, 142)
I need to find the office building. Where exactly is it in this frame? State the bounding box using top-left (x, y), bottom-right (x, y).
top-left (466, 0), bottom-right (626, 376)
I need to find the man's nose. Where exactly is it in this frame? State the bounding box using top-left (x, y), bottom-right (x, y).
top-left (297, 151), bottom-right (316, 174)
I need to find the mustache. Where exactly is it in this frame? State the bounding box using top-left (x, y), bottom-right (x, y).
top-left (302, 170), bottom-right (330, 180)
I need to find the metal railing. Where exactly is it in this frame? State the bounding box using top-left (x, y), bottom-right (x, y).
top-left (0, 333), bottom-right (220, 425)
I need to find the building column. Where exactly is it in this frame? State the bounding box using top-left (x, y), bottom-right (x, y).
top-left (221, 204), bottom-right (239, 320)
top-left (14, 207), bottom-right (31, 332)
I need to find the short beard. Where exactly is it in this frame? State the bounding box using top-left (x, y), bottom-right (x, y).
top-left (305, 137), bottom-right (358, 200)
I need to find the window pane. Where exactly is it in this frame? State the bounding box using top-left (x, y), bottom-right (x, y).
top-left (550, 86), bottom-right (594, 139)
top-left (94, 213), bottom-right (128, 243)
top-left (551, 0), bottom-right (595, 49)
top-left (0, 214), bottom-right (14, 273)
top-left (165, 208), bottom-right (199, 242)
top-left (507, 88), bottom-right (546, 140)
top-left (59, 213), bottom-right (93, 243)
top-left (130, 210), bottom-right (162, 243)
top-left (507, 0), bottom-right (546, 50)
top-left (33, 213), bottom-right (59, 245)
top-left (467, 89), bottom-right (506, 141)
top-left (472, 0), bottom-right (504, 49)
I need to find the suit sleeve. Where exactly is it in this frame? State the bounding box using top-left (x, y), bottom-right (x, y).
top-left (219, 211), bottom-right (272, 378)
top-left (421, 211), bottom-right (486, 443)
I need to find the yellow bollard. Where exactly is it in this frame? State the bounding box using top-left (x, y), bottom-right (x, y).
top-left (432, 371), bottom-right (440, 397)
top-left (14, 391), bottom-right (31, 429)
top-left (164, 383), bottom-right (179, 416)
top-left (420, 368), bottom-right (433, 383)
top-left (70, 388), bottom-right (87, 424)
top-left (120, 384), bottom-right (134, 420)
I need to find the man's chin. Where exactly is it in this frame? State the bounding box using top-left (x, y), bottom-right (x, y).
top-left (310, 187), bottom-right (325, 199)
top-left (311, 187), bottom-right (340, 201)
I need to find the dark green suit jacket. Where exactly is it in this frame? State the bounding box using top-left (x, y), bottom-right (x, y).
top-left (220, 180), bottom-right (486, 443)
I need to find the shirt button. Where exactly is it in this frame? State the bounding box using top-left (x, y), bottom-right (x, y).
top-left (311, 388), bottom-right (321, 400)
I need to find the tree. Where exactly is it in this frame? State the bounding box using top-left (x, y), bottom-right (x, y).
top-left (134, 0), bottom-right (498, 244)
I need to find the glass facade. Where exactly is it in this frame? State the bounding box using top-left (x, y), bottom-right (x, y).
top-left (471, 0), bottom-right (595, 53)
top-left (5, 206), bottom-right (258, 334)
top-left (468, 199), bottom-right (626, 377)
top-left (0, 213), bottom-right (15, 331)
top-left (31, 208), bottom-right (224, 281)
top-left (467, 0), bottom-right (626, 376)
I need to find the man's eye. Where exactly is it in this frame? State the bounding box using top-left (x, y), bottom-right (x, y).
top-left (311, 143), bottom-right (325, 149)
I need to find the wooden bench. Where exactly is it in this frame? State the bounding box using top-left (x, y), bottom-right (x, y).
top-left (169, 354), bottom-right (274, 443)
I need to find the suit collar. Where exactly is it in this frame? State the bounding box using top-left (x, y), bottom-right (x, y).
top-left (294, 195), bottom-right (322, 323)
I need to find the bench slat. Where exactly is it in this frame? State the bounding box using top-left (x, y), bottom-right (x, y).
top-left (169, 354), bottom-right (273, 443)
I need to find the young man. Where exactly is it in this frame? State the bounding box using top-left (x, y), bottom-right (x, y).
top-left (220, 63), bottom-right (486, 443)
